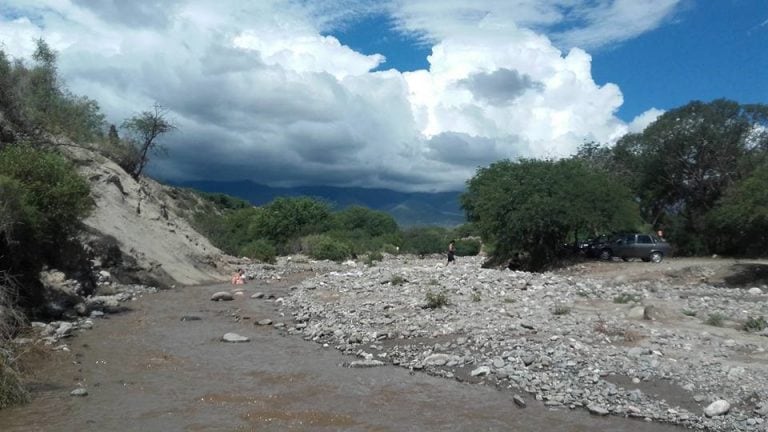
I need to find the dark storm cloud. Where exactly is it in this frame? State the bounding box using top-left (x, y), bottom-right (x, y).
top-left (459, 68), bottom-right (543, 105)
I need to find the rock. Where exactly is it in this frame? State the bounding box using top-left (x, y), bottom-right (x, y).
top-left (256, 319), bottom-right (273, 326)
top-left (513, 395), bottom-right (526, 408)
top-left (180, 315), bottom-right (201, 321)
top-left (349, 359), bottom-right (385, 368)
top-left (424, 353), bottom-right (452, 366)
top-left (70, 388), bottom-right (88, 397)
top-left (588, 404), bottom-right (610, 416)
top-left (55, 322), bottom-right (75, 338)
top-left (210, 291), bottom-right (234, 301)
top-left (251, 292), bottom-right (265, 299)
top-left (748, 287), bottom-right (763, 295)
top-left (221, 333), bottom-right (249, 343)
top-left (704, 400), bottom-right (730, 417)
top-left (470, 366), bottom-right (491, 377)
top-left (627, 306), bottom-right (645, 320)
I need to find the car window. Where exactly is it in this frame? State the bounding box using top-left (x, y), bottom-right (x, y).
top-left (638, 235), bottom-right (653, 244)
top-left (625, 235), bottom-right (636, 244)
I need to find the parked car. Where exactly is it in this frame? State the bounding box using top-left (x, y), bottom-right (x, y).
top-left (585, 235), bottom-right (611, 258)
top-left (597, 233), bottom-right (672, 263)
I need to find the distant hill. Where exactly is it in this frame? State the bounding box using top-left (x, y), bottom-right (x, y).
top-left (173, 180), bottom-right (466, 227)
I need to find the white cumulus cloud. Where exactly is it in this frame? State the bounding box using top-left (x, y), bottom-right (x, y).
top-left (0, 0), bottom-right (682, 191)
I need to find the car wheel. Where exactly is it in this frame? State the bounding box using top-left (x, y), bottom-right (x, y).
top-left (599, 249), bottom-right (612, 261)
top-left (650, 252), bottom-right (663, 263)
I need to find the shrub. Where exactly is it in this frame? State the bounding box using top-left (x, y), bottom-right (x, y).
top-left (0, 144), bottom-right (92, 242)
top-left (613, 293), bottom-right (640, 304)
top-left (303, 234), bottom-right (351, 262)
top-left (0, 274), bottom-right (29, 409)
top-left (390, 275), bottom-right (406, 286)
top-left (705, 312), bottom-right (726, 327)
top-left (682, 309), bottom-right (697, 317)
top-left (239, 239), bottom-right (276, 264)
top-left (471, 292), bottom-right (481, 302)
top-left (552, 305), bottom-right (571, 315)
top-left (425, 290), bottom-right (449, 309)
top-left (454, 238), bottom-right (481, 256)
top-left (743, 316), bottom-right (767, 332)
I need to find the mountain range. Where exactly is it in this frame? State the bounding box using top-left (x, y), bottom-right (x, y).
top-left (172, 180), bottom-right (466, 227)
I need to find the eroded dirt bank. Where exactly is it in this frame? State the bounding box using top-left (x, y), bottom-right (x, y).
top-left (0, 268), bottom-right (686, 432)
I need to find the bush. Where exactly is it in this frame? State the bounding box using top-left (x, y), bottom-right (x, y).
top-left (552, 305), bottom-right (571, 315)
top-left (454, 238), bottom-right (481, 256)
top-left (0, 274), bottom-right (30, 409)
top-left (613, 293), bottom-right (640, 304)
top-left (705, 312), bottom-right (726, 327)
top-left (425, 290), bottom-right (449, 309)
top-left (239, 239), bottom-right (276, 264)
top-left (743, 316), bottom-right (767, 332)
top-left (303, 234), bottom-right (351, 262)
top-left (0, 144), bottom-right (92, 243)
top-left (390, 275), bottom-right (406, 286)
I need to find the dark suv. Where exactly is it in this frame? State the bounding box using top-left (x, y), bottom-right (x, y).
top-left (597, 233), bottom-right (672, 263)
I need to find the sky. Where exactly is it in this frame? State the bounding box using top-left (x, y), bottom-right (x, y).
top-left (0, 0), bottom-right (766, 192)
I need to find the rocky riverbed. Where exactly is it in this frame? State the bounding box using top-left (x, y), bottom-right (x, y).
top-left (11, 254), bottom-right (768, 431)
top-left (251, 255), bottom-right (768, 431)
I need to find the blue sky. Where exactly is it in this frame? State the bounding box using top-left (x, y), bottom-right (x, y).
top-left (330, 1), bottom-right (767, 122)
top-left (1, 0), bottom-right (766, 191)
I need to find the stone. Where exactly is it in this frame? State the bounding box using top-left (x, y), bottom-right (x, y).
top-left (424, 353), bottom-right (452, 366)
top-left (704, 400), bottom-right (730, 417)
top-left (470, 366), bottom-right (491, 377)
top-left (210, 292), bottom-right (234, 301)
top-left (748, 287), bottom-right (763, 295)
top-left (251, 292), bottom-right (265, 299)
top-left (349, 359), bottom-right (385, 368)
top-left (222, 333), bottom-right (249, 343)
top-left (180, 316), bottom-right (201, 321)
top-left (70, 388), bottom-right (88, 397)
top-left (587, 404), bottom-right (609, 416)
top-left (513, 395), bottom-right (526, 408)
top-left (55, 322), bottom-right (74, 338)
top-left (256, 319), bottom-right (273, 326)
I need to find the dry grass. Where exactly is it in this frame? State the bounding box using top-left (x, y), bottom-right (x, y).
top-left (0, 272), bottom-right (30, 408)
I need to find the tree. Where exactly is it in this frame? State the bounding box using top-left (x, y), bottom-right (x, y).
top-left (462, 158), bottom-right (640, 271)
top-left (611, 99), bottom-right (768, 254)
top-left (121, 103), bottom-right (176, 178)
top-left (706, 163), bottom-right (768, 256)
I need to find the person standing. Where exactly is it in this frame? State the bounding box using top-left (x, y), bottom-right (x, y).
top-left (447, 240), bottom-right (456, 265)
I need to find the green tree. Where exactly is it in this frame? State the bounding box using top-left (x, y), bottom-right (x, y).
top-left (462, 158), bottom-right (639, 271)
top-left (706, 163), bottom-right (768, 255)
top-left (121, 103), bottom-right (176, 179)
top-left (611, 100), bottom-right (768, 254)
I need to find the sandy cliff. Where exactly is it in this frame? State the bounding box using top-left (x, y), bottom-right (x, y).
top-left (61, 145), bottom-right (230, 286)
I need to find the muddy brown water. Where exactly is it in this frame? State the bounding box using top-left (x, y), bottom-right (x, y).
top-left (0, 276), bottom-right (686, 432)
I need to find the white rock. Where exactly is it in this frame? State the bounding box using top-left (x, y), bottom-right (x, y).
top-left (748, 287), bottom-right (763, 295)
top-left (221, 333), bottom-right (249, 343)
top-left (70, 388), bottom-right (88, 397)
top-left (470, 366), bottom-right (491, 377)
top-left (424, 353), bottom-right (452, 366)
top-left (704, 400), bottom-right (730, 417)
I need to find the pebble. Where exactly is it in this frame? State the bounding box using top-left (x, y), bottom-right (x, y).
top-left (704, 400), bottom-right (731, 417)
top-left (221, 333), bottom-right (249, 343)
top-left (70, 388), bottom-right (88, 397)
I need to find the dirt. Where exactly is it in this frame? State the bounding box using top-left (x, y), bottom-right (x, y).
top-left (557, 257), bottom-right (768, 288)
top-left (0, 273), bottom-right (686, 432)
